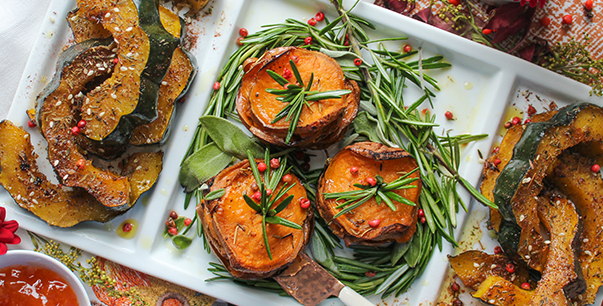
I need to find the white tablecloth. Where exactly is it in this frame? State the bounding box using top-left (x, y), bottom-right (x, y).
top-left (0, 0), bottom-right (51, 119)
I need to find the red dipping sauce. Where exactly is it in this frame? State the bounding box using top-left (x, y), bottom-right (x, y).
top-left (0, 265), bottom-right (78, 306)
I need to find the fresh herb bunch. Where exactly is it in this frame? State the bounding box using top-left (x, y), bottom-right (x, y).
top-left (266, 60), bottom-right (351, 143)
top-left (324, 169), bottom-right (419, 218)
top-left (185, 0), bottom-right (492, 299)
top-left (242, 150), bottom-right (301, 260)
top-left (537, 35), bottom-right (603, 97)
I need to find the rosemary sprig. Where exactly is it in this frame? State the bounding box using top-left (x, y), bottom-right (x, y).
top-left (189, 0), bottom-right (491, 299)
top-left (266, 60), bottom-right (351, 143)
top-left (324, 169), bottom-right (419, 218)
top-left (243, 149), bottom-right (301, 260)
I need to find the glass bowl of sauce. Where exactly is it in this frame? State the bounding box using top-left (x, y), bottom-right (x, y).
top-left (0, 250), bottom-right (90, 306)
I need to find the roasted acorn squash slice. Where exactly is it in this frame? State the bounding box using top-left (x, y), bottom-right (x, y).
top-left (236, 47), bottom-right (360, 149)
top-left (449, 250), bottom-right (533, 290)
top-left (317, 142), bottom-right (421, 246)
top-left (130, 7), bottom-right (196, 145)
top-left (483, 111), bottom-right (556, 233)
top-left (462, 190), bottom-right (585, 306)
top-left (532, 189), bottom-right (585, 304)
top-left (0, 121), bottom-right (162, 227)
top-left (546, 152), bottom-right (603, 305)
top-left (473, 276), bottom-right (533, 305)
top-left (35, 39), bottom-right (133, 210)
top-left (69, 3), bottom-right (195, 146)
top-left (76, 0), bottom-right (179, 145)
top-left (198, 159), bottom-right (313, 279)
top-left (492, 103), bottom-right (603, 271)
top-left (130, 47), bottom-right (195, 145)
top-left (67, 7), bottom-right (111, 42)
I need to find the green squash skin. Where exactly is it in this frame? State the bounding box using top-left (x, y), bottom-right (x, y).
top-left (154, 49), bottom-right (197, 145)
top-left (35, 39), bottom-right (114, 127)
top-left (67, 3), bottom-right (194, 148)
top-left (493, 102), bottom-right (592, 259)
top-left (132, 14), bottom-right (196, 146)
top-left (91, 0), bottom-right (180, 146)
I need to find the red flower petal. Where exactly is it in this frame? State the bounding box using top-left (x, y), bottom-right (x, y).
top-left (0, 243), bottom-right (6, 255)
top-left (485, 3), bottom-right (535, 44)
top-left (2, 220), bottom-right (18, 233)
top-left (0, 228), bottom-right (14, 242)
top-left (7, 234), bottom-right (20, 245)
top-left (387, 0), bottom-right (408, 13)
top-left (519, 44), bottom-right (536, 61)
top-left (0, 206), bottom-right (5, 223)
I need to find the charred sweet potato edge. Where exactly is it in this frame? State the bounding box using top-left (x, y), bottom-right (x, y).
top-left (317, 141), bottom-right (421, 246)
top-left (198, 159), bottom-right (314, 279)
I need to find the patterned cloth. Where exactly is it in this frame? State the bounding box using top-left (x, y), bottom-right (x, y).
top-left (384, 0), bottom-right (601, 58)
top-left (531, 0), bottom-right (601, 57)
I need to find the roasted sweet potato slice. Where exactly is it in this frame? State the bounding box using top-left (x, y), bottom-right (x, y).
top-left (198, 159), bottom-right (313, 279)
top-left (236, 47), bottom-right (359, 149)
top-left (317, 142), bottom-right (421, 246)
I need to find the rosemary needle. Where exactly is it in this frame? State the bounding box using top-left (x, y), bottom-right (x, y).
top-left (266, 60), bottom-right (351, 143)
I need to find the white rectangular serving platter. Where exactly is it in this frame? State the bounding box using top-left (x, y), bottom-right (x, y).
top-left (3, 0), bottom-right (603, 305)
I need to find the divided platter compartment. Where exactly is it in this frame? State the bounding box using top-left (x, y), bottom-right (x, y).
top-left (2, 0), bottom-right (602, 305)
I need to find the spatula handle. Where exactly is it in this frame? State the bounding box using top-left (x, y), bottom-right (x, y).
top-left (338, 286), bottom-right (375, 306)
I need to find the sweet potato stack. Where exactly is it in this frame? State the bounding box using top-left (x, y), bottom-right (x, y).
top-left (317, 142), bottom-right (422, 246)
top-left (204, 44), bottom-right (424, 278)
top-left (236, 47), bottom-right (360, 149)
top-left (198, 160), bottom-right (313, 279)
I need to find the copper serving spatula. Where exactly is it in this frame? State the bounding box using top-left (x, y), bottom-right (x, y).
top-left (274, 252), bottom-right (375, 306)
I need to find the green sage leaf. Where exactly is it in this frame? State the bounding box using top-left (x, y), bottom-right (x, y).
top-left (163, 216), bottom-right (187, 238)
top-left (404, 223), bottom-right (423, 268)
top-left (391, 241), bottom-right (412, 265)
top-left (198, 116), bottom-right (264, 160)
top-left (179, 143), bottom-right (232, 192)
top-left (311, 230), bottom-right (338, 272)
top-left (172, 235), bottom-right (193, 250)
top-left (353, 111), bottom-right (381, 143)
